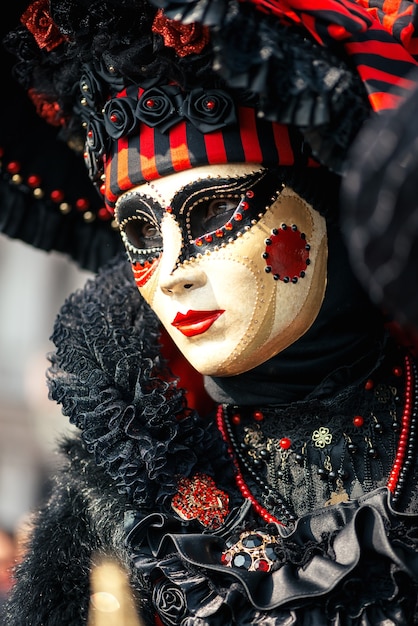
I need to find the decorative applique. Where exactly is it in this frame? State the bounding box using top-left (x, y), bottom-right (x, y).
top-left (21, 0), bottom-right (67, 51)
top-left (221, 529), bottom-right (280, 572)
top-left (152, 8), bottom-right (210, 57)
top-left (171, 473), bottom-right (230, 529)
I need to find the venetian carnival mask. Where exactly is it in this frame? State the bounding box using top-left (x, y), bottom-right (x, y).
top-left (115, 163), bottom-right (328, 376)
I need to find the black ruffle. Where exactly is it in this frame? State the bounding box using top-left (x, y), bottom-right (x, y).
top-left (47, 255), bottom-right (239, 511)
top-left (127, 488), bottom-right (418, 625)
top-left (150, 0), bottom-right (371, 173)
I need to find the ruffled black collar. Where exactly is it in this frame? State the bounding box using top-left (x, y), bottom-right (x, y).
top-left (47, 254), bottom-right (240, 512)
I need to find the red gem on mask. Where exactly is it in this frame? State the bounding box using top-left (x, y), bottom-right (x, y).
top-left (215, 229), bottom-right (224, 238)
top-left (264, 225), bottom-right (309, 282)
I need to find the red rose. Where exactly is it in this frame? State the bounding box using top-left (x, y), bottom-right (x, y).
top-left (28, 89), bottom-right (65, 126)
top-left (152, 9), bottom-right (210, 57)
top-left (21, 0), bottom-right (67, 52)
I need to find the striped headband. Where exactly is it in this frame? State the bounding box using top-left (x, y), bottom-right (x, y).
top-left (103, 84), bottom-right (318, 212)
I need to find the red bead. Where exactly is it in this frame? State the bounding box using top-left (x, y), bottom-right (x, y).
top-left (364, 379), bottom-right (374, 390)
top-left (233, 212), bottom-right (243, 221)
top-left (279, 437), bottom-right (291, 450)
top-left (110, 113), bottom-right (118, 123)
top-left (146, 99), bottom-right (155, 108)
top-left (246, 190), bottom-right (254, 198)
top-left (195, 238), bottom-right (203, 247)
top-left (7, 161), bottom-right (21, 174)
top-left (225, 222), bottom-right (233, 230)
top-left (353, 415), bottom-right (364, 427)
top-left (253, 410), bottom-right (264, 422)
top-left (97, 207), bottom-right (113, 221)
top-left (240, 201), bottom-right (249, 210)
top-left (99, 183), bottom-right (106, 195)
top-left (204, 234), bottom-right (213, 243)
top-left (204, 99), bottom-right (215, 110)
top-left (75, 197), bottom-right (90, 211)
top-left (393, 366), bottom-right (403, 377)
top-left (215, 229), bottom-right (224, 238)
top-left (50, 189), bottom-right (64, 203)
top-left (27, 174), bottom-right (41, 188)
top-left (166, 206), bottom-right (173, 213)
top-left (231, 413), bottom-right (241, 425)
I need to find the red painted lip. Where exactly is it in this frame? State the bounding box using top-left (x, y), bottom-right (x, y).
top-left (171, 310), bottom-right (225, 337)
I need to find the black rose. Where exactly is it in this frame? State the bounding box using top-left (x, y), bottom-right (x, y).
top-left (103, 97), bottom-right (139, 139)
top-left (96, 56), bottom-right (126, 93)
top-left (135, 86), bottom-right (182, 133)
top-left (184, 88), bottom-right (236, 133)
top-left (79, 64), bottom-right (107, 109)
top-left (152, 578), bottom-right (187, 626)
top-left (85, 113), bottom-right (108, 155)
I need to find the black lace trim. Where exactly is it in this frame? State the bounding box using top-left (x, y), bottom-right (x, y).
top-left (47, 255), bottom-right (239, 511)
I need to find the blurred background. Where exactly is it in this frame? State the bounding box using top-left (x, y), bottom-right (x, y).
top-left (0, 234), bottom-right (91, 535)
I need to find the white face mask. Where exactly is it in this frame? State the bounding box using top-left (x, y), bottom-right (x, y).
top-left (116, 163), bottom-right (328, 376)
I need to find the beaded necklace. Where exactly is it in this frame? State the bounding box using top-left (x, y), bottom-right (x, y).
top-left (216, 354), bottom-right (418, 526)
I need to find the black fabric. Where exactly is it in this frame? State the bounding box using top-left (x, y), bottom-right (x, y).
top-left (205, 220), bottom-right (387, 405)
top-left (4, 254), bottom-right (418, 625)
top-left (0, 3), bottom-right (124, 272)
top-left (341, 68), bottom-right (418, 339)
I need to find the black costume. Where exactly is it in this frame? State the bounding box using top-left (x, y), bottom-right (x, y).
top-left (3, 249), bottom-right (418, 625)
top-left (3, 0), bottom-right (418, 624)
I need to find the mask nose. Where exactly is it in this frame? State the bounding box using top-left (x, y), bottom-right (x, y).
top-left (157, 212), bottom-right (207, 296)
top-left (160, 265), bottom-right (207, 296)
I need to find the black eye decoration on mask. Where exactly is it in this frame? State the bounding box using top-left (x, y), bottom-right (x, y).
top-left (115, 167), bottom-right (284, 266)
top-left (168, 167), bottom-right (284, 264)
top-left (115, 192), bottom-right (164, 265)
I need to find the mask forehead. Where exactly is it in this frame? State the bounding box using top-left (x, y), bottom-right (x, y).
top-left (125, 163), bottom-right (267, 207)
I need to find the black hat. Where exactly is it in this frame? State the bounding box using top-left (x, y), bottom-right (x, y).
top-left (2, 0), bottom-right (418, 271)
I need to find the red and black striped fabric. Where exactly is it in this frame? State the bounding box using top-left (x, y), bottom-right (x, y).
top-left (104, 90), bottom-right (317, 212)
top-left (245, 0), bottom-right (418, 111)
